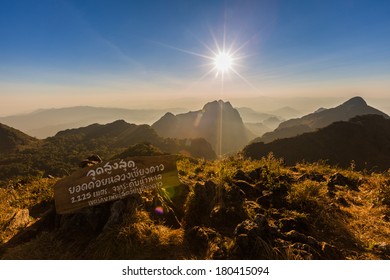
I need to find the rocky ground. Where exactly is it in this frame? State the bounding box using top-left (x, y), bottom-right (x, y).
top-left (0, 154), bottom-right (389, 259)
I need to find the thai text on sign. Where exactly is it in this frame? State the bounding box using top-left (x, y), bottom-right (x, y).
top-left (54, 155), bottom-right (180, 214)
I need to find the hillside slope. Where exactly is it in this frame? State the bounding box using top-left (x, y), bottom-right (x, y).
top-left (0, 121), bottom-right (216, 183)
top-left (244, 115), bottom-right (390, 171)
top-left (0, 123), bottom-right (38, 154)
top-left (257, 97), bottom-right (389, 143)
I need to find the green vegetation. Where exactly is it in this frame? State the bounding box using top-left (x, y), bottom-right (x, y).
top-left (1, 153), bottom-right (389, 259)
top-left (0, 121), bottom-right (216, 185)
top-left (0, 123), bottom-right (39, 154)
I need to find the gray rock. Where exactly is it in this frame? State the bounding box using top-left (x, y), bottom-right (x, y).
top-left (328, 173), bottom-right (359, 190)
top-left (8, 209), bottom-right (30, 230)
top-left (103, 200), bottom-right (125, 230)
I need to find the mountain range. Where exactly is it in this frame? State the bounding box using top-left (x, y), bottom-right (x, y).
top-left (152, 100), bottom-right (256, 155)
top-left (2, 96), bottom-right (390, 180)
top-left (0, 120), bottom-right (216, 183)
top-left (53, 119), bottom-right (216, 160)
top-left (244, 114), bottom-right (390, 171)
top-left (0, 106), bottom-right (185, 139)
top-left (255, 97), bottom-right (389, 143)
top-left (1, 97), bottom-right (390, 260)
top-left (236, 107), bottom-right (284, 125)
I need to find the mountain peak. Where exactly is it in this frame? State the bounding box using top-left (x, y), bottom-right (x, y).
top-left (203, 100), bottom-right (233, 111)
top-left (153, 100), bottom-right (254, 155)
top-left (341, 96), bottom-right (367, 107)
top-left (257, 96), bottom-right (388, 143)
top-left (163, 112), bottom-right (175, 117)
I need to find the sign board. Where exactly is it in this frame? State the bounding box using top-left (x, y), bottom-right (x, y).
top-left (54, 155), bottom-right (180, 214)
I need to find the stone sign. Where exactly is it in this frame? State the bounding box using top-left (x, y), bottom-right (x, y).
top-left (54, 155), bottom-right (180, 214)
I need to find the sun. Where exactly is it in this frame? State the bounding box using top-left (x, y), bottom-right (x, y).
top-left (155, 31), bottom-right (255, 87)
top-left (214, 52), bottom-right (233, 73)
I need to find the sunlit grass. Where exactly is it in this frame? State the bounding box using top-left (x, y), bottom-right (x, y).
top-left (1, 154), bottom-right (390, 259)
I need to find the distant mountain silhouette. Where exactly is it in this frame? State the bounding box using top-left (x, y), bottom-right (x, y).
top-left (237, 107), bottom-right (284, 137)
top-left (244, 122), bottom-right (272, 137)
top-left (237, 107), bottom-right (278, 123)
top-left (263, 116), bottom-right (285, 129)
top-left (267, 106), bottom-right (301, 119)
top-left (152, 100), bottom-right (256, 155)
top-left (255, 97), bottom-right (389, 143)
top-left (0, 106), bottom-right (185, 138)
top-left (243, 114), bottom-right (390, 171)
top-left (0, 123), bottom-right (38, 154)
top-left (314, 107), bottom-right (327, 113)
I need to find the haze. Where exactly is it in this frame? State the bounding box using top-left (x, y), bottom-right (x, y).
top-left (1, 0), bottom-right (390, 116)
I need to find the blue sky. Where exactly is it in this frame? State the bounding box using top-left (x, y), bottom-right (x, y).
top-left (1, 0), bottom-right (390, 114)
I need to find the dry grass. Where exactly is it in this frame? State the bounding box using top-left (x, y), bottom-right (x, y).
top-left (84, 210), bottom-right (186, 259)
top-left (1, 155), bottom-right (389, 260)
top-left (1, 232), bottom-right (71, 260)
top-left (0, 177), bottom-right (55, 244)
top-left (340, 175), bottom-right (390, 258)
top-left (286, 180), bottom-right (327, 211)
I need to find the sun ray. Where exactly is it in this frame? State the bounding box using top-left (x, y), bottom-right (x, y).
top-left (155, 29), bottom-right (256, 92)
top-left (209, 28), bottom-right (222, 54)
top-left (230, 67), bottom-right (257, 90)
top-left (196, 38), bottom-right (219, 57)
top-left (152, 41), bottom-right (214, 60)
top-left (231, 33), bottom-right (259, 56)
top-left (182, 67), bottom-right (217, 92)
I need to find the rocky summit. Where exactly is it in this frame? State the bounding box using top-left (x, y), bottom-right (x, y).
top-left (152, 100), bottom-right (256, 155)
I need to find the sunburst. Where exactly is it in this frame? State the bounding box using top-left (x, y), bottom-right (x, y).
top-left (214, 51), bottom-right (233, 75)
top-left (154, 31), bottom-right (255, 156)
top-left (154, 31), bottom-right (255, 88)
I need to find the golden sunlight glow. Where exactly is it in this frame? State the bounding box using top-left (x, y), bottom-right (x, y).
top-left (214, 52), bottom-right (233, 73)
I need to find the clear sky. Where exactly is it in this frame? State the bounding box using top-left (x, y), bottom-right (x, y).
top-left (1, 0), bottom-right (390, 115)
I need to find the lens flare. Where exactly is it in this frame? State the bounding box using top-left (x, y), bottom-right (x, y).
top-left (155, 206), bottom-right (164, 215)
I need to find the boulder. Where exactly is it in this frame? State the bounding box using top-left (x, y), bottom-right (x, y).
top-left (79, 154), bottom-right (103, 168)
top-left (183, 180), bottom-right (217, 228)
top-left (185, 226), bottom-right (219, 254)
top-left (328, 173), bottom-right (359, 191)
top-left (256, 183), bottom-right (288, 208)
top-left (233, 180), bottom-right (261, 199)
top-left (8, 209), bottom-right (30, 230)
top-left (232, 217), bottom-right (278, 259)
top-left (336, 196), bottom-right (349, 207)
top-left (278, 218), bottom-right (309, 233)
top-left (232, 170), bottom-right (253, 183)
top-left (290, 242), bottom-right (321, 260)
top-left (209, 184), bottom-right (246, 229)
top-left (283, 230), bottom-right (322, 250)
top-left (103, 200), bottom-right (125, 230)
top-left (210, 205), bottom-right (245, 229)
top-left (321, 242), bottom-right (343, 259)
top-left (256, 191), bottom-right (273, 208)
top-left (373, 242), bottom-right (390, 257)
top-left (298, 173), bottom-right (326, 182)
